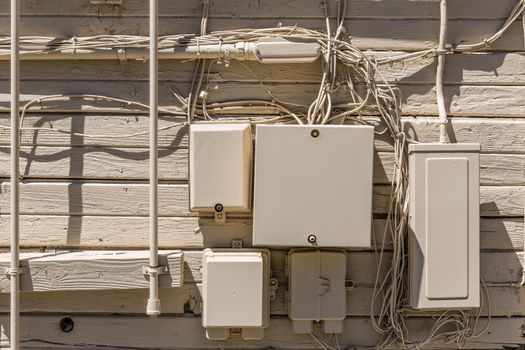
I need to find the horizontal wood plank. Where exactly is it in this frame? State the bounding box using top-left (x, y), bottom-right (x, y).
top-left (3, 116), bottom-right (525, 156)
top-left (1, 52), bottom-right (524, 85)
top-left (0, 0), bottom-right (520, 19)
top-left (0, 285), bottom-right (521, 318)
top-left (0, 183), bottom-right (523, 217)
top-left (0, 82), bottom-right (524, 117)
top-left (0, 315), bottom-right (522, 349)
top-left (0, 18), bottom-right (522, 52)
top-left (0, 250), bottom-right (183, 292)
top-left (1, 250), bottom-right (519, 286)
top-left (1, 147), bottom-right (525, 185)
top-left (0, 216), bottom-right (521, 251)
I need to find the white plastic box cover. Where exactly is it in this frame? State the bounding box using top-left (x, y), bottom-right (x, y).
top-left (408, 143), bottom-right (480, 309)
top-left (189, 123), bottom-right (252, 212)
top-left (288, 249), bottom-right (347, 333)
top-left (253, 124), bottom-right (374, 247)
top-left (201, 249), bottom-right (270, 340)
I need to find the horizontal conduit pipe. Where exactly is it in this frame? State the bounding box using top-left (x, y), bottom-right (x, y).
top-left (0, 39), bottom-right (321, 63)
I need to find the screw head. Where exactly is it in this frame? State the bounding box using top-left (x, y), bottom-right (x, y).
top-left (59, 317), bottom-right (74, 333)
top-left (307, 234), bottom-right (317, 244)
top-left (214, 203), bottom-right (224, 213)
top-left (311, 129), bottom-right (320, 138)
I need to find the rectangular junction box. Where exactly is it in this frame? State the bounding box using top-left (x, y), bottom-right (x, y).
top-left (288, 249), bottom-right (346, 333)
top-left (202, 249), bottom-right (270, 340)
top-left (253, 125), bottom-right (374, 248)
top-left (408, 143), bottom-right (480, 309)
top-left (189, 123), bottom-right (252, 213)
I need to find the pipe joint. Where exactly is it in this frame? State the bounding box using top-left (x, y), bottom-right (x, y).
top-left (5, 267), bottom-right (25, 277)
top-left (142, 265), bottom-right (168, 277)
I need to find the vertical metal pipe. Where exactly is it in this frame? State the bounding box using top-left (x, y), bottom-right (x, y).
top-left (9, 0), bottom-right (20, 348)
top-left (436, 0), bottom-right (448, 143)
top-left (146, 0), bottom-right (161, 316)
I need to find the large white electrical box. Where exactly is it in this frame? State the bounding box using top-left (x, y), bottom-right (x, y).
top-left (253, 125), bottom-right (374, 247)
top-left (409, 143), bottom-right (480, 309)
top-left (288, 249), bottom-right (346, 333)
top-left (189, 124), bottom-right (252, 213)
top-left (202, 249), bottom-right (270, 340)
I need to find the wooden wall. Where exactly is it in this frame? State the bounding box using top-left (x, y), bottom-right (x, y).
top-left (0, 0), bottom-right (523, 348)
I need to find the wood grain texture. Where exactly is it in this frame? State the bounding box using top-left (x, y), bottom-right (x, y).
top-left (0, 250), bottom-right (183, 292)
top-left (0, 250), bottom-right (519, 287)
top-left (3, 116), bottom-right (525, 155)
top-left (0, 182), bottom-right (523, 217)
top-left (0, 18), bottom-right (522, 52)
top-left (0, 0), bottom-right (520, 19)
top-left (1, 52), bottom-right (524, 85)
top-left (0, 315), bottom-right (523, 349)
top-left (1, 148), bottom-right (525, 185)
top-left (0, 216), bottom-right (521, 251)
top-left (0, 285), bottom-right (521, 318)
top-left (0, 81), bottom-right (523, 117)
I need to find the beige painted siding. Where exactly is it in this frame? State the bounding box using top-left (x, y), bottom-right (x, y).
top-left (0, 0), bottom-right (523, 348)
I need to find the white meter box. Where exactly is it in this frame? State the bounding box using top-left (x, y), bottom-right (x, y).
top-left (189, 124), bottom-right (252, 212)
top-left (202, 249), bottom-right (270, 340)
top-left (288, 249), bottom-right (347, 333)
top-left (253, 125), bottom-right (374, 247)
top-left (409, 143), bottom-right (480, 309)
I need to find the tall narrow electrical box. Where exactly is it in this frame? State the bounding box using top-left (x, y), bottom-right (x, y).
top-left (253, 125), bottom-right (374, 247)
top-left (189, 124), bottom-right (252, 213)
top-left (288, 249), bottom-right (346, 333)
top-left (409, 143), bottom-right (480, 309)
top-left (201, 249), bottom-right (270, 340)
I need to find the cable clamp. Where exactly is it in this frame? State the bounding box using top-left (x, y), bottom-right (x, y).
top-left (438, 119), bottom-right (449, 125)
top-left (196, 37), bottom-right (200, 56)
top-left (4, 267), bottom-right (27, 277)
top-left (116, 48), bottom-right (127, 63)
top-left (72, 36), bottom-right (78, 55)
top-left (142, 265), bottom-right (169, 277)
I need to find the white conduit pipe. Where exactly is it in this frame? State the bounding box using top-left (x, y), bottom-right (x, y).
top-left (9, 0), bottom-right (21, 349)
top-left (436, 0), bottom-right (448, 144)
top-left (146, 0), bottom-right (161, 316)
top-left (0, 39), bottom-right (320, 63)
top-left (521, 9), bottom-right (525, 287)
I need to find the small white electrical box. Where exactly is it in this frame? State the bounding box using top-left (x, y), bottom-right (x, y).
top-left (202, 249), bottom-right (270, 340)
top-left (189, 123), bottom-right (252, 213)
top-left (288, 249), bottom-right (346, 333)
top-left (253, 125), bottom-right (374, 247)
top-left (409, 143), bottom-right (480, 309)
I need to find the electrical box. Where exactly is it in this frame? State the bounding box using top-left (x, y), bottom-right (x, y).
top-left (253, 125), bottom-right (374, 247)
top-left (202, 249), bottom-right (270, 340)
top-left (189, 124), bottom-right (252, 213)
top-left (408, 143), bottom-right (480, 309)
top-left (288, 249), bottom-right (346, 333)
